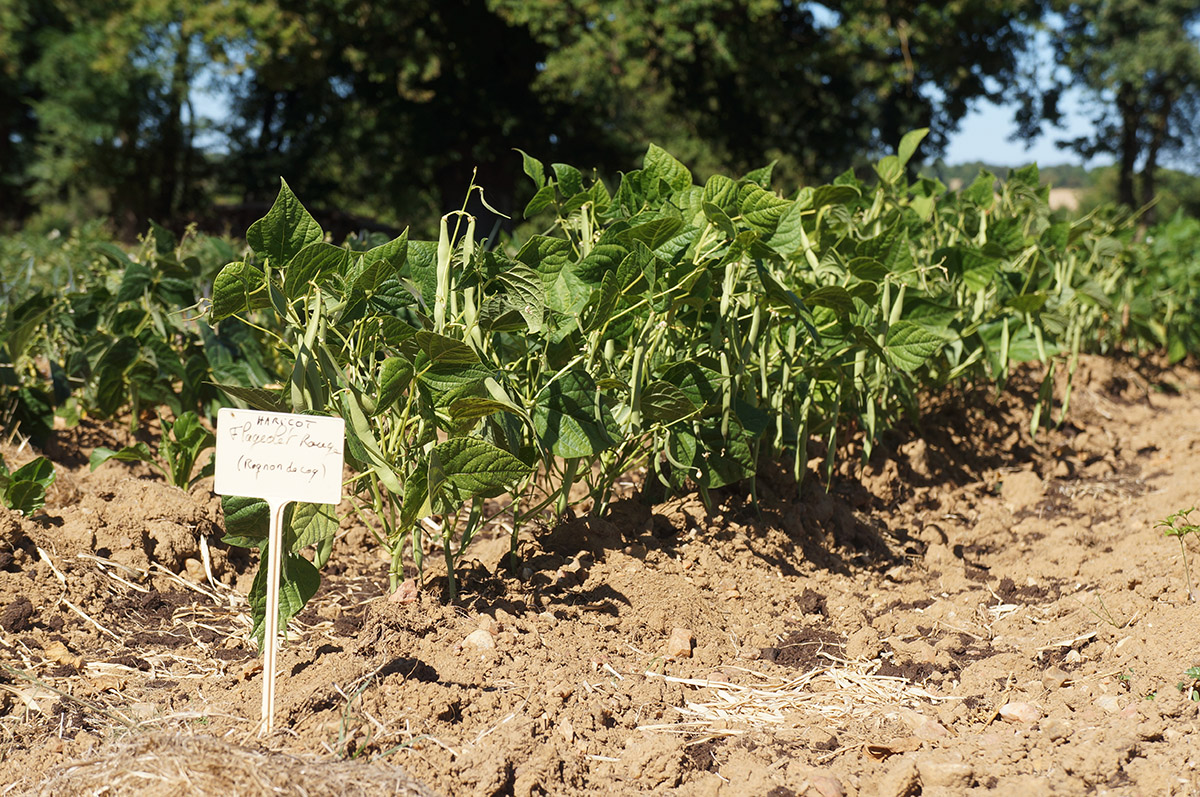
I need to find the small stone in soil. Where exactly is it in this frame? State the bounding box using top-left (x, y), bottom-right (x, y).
top-left (999, 701), bottom-right (1042, 724)
top-left (915, 751), bottom-right (973, 789)
top-left (805, 771), bottom-right (846, 797)
top-left (462, 628), bottom-right (496, 652)
top-left (1042, 717), bottom-right (1071, 740)
top-left (665, 627), bottom-right (694, 659)
top-left (1042, 666), bottom-right (1070, 690)
top-left (389, 578), bottom-right (419, 603)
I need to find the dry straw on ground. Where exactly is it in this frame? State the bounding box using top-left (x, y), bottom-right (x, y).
top-left (31, 732), bottom-right (437, 797)
top-left (638, 658), bottom-right (953, 739)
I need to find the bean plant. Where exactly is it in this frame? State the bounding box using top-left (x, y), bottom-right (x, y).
top-left (206, 130), bottom-right (1147, 627)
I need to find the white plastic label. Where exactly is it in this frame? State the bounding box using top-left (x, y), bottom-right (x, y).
top-left (214, 408), bottom-right (345, 505)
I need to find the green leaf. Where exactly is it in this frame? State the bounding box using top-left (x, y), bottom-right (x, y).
top-left (552, 163), bottom-right (584, 197)
top-left (89, 443), bottom-right (156, 471)
top-left (350, 231), bottom-right (412, 297)
top-left (741, 187), bottom-right (792, 232)
top-left (515, 148), bottom-right (545, 188)
top-left (696, 424), bottom-right (755, 489)
top-left (246, 178), bottom-right (323, 265)
top-left (524, 184), bottom-right (557, 217)
top-left (1006, 292), bottom-right (1048, 314)
top-left (875, 155), bottom-right (903, 184)
top-left (660, 362), bottom-right (724, 410)
top-left (212, 383), bottom-right (286, 412)
top-left (804, 286), bottom-right (855, 316)
top-left (494, 263), bottom-right (545, 334)
top-left (623, 216), bottom-right (685, 251)
top-left (534, 367), bottom-right (617, 458)
top-left (963, 171), bottom-right (996, 209)
top-left (220, 495), bottom-right (270, 547)
top-left (428, 437), bottom-right (533, 501)
top-left (447, 396), bottom-right (517, 421)
top-left (283, 241), bottom-right (348, 296)
top-left (742, 162), bottom-right (775, 187)
top-left (4, 481), bottom-right (46, 516)
top-left (287, 502), bottom-right (337, 568)
top-left (581, 269), bottom-right (621, 333)
top-left (811, 184), bottom-right (862, 209)
top-left (116, 262), bottom-right (153, 303)
top-left (702, 174), bottom-right (739, 214)
top-left (413, 331), bottom-right (482, 366)
top-left (249, 550), bottom-right (321, 650)
top-left (640, 381), bottom-right (698, 424)
top-left (643, 144), bottom-right (692, 193)
top-left (374, 356), bottom-right (413, 416)
top-left (896, 128), bottom-right (928, 167)
top-left (210, 262), bottom-right (272, 320)
top-left (885, 321), bottom-right (945, 372)
top-left (11, 456), bottom-right (54, 489)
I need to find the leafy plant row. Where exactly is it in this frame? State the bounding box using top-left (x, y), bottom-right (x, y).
top-left (204, 130), bottom-right (1171, 632)
top-left (3, 132), bottom-right (1198, 635)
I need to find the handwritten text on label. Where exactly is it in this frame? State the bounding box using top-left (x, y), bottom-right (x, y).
top-left (214, 409), bottom-right (345, 505)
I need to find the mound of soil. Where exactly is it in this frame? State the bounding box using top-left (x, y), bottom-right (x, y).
top-left (3, 354), bottom-right (1200, 795)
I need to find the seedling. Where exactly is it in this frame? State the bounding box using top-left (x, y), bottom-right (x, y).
top-left (1177, 666), bottom-right (1200, 701)
top-left (1156, 507), bottom-right (1200, 602)
top-left (89, 411), bottom-right (215, 489)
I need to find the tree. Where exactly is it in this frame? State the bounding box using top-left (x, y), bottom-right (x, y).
top-left (1021, 1), bottom-right (1200, 221)
top-left (2, 0), bottom-right (249, 232)
top-left (492, 0), bottom-right (1047, 187)
top-left (4, 0), bottom-right (1050, 233)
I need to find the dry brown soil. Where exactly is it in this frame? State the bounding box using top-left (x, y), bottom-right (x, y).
top-left (3, 354), bottom-right (1200, 796)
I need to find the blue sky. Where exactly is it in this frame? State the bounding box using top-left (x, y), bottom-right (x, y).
top-left (943, 90), bottom-right (1112, 169)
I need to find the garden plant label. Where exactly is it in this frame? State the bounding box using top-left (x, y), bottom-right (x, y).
top-left (214, 408), bottom-right (345, 733)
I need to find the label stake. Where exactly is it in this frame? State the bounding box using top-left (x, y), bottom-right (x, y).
top-left (213, 408), bottom-right (345, 735)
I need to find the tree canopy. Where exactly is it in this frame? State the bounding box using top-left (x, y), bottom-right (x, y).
top-left (2, 0), bottom-right (1195, 234)
top-left (1018, 0), bottom-right (1200, 222)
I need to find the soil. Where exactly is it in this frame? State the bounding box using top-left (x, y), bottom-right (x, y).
top-left (4, 354), bottom-right (1200, 796)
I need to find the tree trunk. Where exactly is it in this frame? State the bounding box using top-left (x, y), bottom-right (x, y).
top-left (1139, 86), bottom-right (1173, 228)
top-left (1116, 84), bottom-right (1140, 209)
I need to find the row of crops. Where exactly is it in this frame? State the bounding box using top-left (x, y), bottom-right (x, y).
top-left (3, 130), bottom-right (1199, 628)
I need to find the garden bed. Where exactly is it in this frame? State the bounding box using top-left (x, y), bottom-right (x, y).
top-left (3, 354), bottom-right (1200, 796)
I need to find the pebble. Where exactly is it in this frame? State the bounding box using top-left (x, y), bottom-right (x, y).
top-left (130, 702), bottom-right (157, 721)
top-left (1094, 695), bottom-right (1122, 713)
top-left (462, 628), bottom-right (496, 652)
top-left (916, 752), bottom-right (973, 789)
top-left (999, 701), bottom-right (1042, 724)
top-left (389, 578), bottom-right (419, 603)
top-left (1042, 666), bottom-right (1070, 690)
top-left (805, 771), bottom-right (846, 797)
top-left (1042, 717), bottom-right (1071, 740)
top-left (183, 557), bottom-right (205, 582)
top-left (665, 627), bottom-right (694, 659)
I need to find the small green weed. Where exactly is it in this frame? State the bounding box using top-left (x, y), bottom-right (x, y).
top-left (1176, 666), bottom-right (1200, 701)
top-left (1156, 507), bottom-right (1200, 602)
